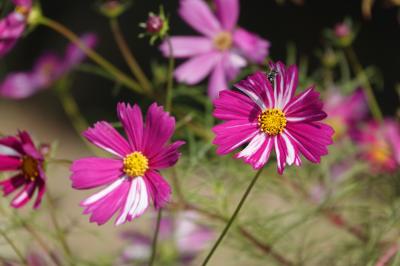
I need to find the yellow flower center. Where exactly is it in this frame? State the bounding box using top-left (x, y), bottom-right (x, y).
top-left (213, 31), bottom-right (233, 51)
top-left (258, 108), bottom-right (287, 136)
top-left (21, 156), bottom-right (39, 181)
top-left (123, 151), bottom-right (149, 177)
top-left (15, 6), bottom-right (29, 16)
top-left (370, 142), bottom-right (391, 164)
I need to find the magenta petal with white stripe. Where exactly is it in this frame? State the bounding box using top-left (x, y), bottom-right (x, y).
top-left (70, 102), bottom-right (184, 226)
top-left (213, 61), bottom-right (334, 174)
top-left (0, 131), bottom-right (47, 209)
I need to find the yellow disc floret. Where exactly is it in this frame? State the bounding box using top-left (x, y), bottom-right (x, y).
top-left (258, 108), bottom-right (287, 136)
top-left (213, 31), bottom-right (233, 51)
top-left (21, 156), bottom-right (39, 181)
top-left (123, 151), bottom-right (149, 177)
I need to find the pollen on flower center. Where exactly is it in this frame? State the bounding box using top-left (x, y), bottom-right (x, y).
top-left (21, 156), bottom-right (39, 181)
top-left (258, 108), bottom-right (287, 136)
top-left (123, 151), bottom-right (149, 177)
top-left (213, 31), bottom-right (233, 51)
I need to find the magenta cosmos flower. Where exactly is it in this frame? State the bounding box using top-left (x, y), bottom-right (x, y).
top-left (70, 102), bottom-right (185, 226)
top-left (324, 88), bottom-right (367, 139)
top-left (0, 131), bottom-right (46, 209)
top-left (0, 33), bottom-right (97, 99)
top-left (0, 0), bottom-right (32, 57)
top-left (213, 61), bottom-right (334, 174)
top-left (355, 119), bottom-right (400, 173)
top-left (160, 0), bottom-right (270, 99)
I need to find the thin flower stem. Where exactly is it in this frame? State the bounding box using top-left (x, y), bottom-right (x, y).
top-left (344, 46), bottom-right (383, 122)
top-left (201, 168), bottom-right (264, 266)
top-left (0, 229), bottom-right (28, 265)
top-left (38, 16), bottom-right (146, 95)
top-left (149, 209), bottom-right (162, 266)
top-left (109, 18), bottom-right (153, 94)
top-left (47, 158), bottom-right (73, 166)
top-left (45, 191), bottom-right (74, 264)
top-left (21, 222), bottom-right (62, 266)
top-left (165, 36), bottom-right (175, 112)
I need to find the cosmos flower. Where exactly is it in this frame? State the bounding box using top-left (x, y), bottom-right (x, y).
top-left (0, 131), bottom-right (46, 209)
top-left (70, 102), bottom-right (185, 226)
top-left (0, 33), bottom-right (97, 99)
top-left (0, 0), bottom-right (32, 57)
top-left (354, 119), bottom-right (400, 173)
top-left (160, 0), bottom-right (270, 99)
top-left (323, 88), bottom-right (367, 140)
top-left (119, 212), bottom-right (213, 265)
top-left (213, 61), bottom-right (334, 174)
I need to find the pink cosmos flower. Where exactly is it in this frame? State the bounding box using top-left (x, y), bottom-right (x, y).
top-left (70, 102), bottom-right (185, 226)
top-left (0, 33), bottom-right (97, 99)
top-left (0, 0), bottom-right (32, 57)
top-left (334, 22), bottom-right (351, 38)
top-left (213, 61), bottom-right (334, 174)
top-left (324, 88), bottom-right (367, 140)
top-left (0, 131), bottom-right (46, 209)
top-left (160, 0), bottom-right (270, 99)
top-left (355, 119), bottom-right (400, 173)
top-left (119, 211), bottom-right (213, 265)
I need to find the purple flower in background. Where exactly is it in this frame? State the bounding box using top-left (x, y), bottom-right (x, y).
top-left (324, 88), bottom-right (367, 140)
top-left (0, 33), bottom-right (97, 99)
top-left (355, 119), bottom-right (400, 173)
top-left (119, 212), bottom-right (213, 265)
top-left (160, 0), bottom-right (270, 99)
top-left (0, 0), bottom-right (32, 57)
top-left (0, 131), bottom-right (46, 209)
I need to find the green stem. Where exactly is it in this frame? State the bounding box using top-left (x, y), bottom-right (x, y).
top-left (201, 168), bottom-right (264, 266)
top-left (165, 36), bottom-right (175, 112)
top-left (45, 191), bottom-right (74, 264)
top-left (149, 209), bottom-right (162, 266)
top-left (0, 230), bottom-right (27, 265)
top-left (109, 18), bottom-right (153, 94)
top-left (344, 46), bottom-right (383, 122)
top-left (38, 16), bottom-right (145, 95)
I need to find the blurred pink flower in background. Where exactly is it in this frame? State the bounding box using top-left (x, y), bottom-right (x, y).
top-left (0, 33), bottom-right (97, 99)
top-left (119, 211), bottom-right (213, 265)
top-left (213, 61), bottom-right (334, 174)
top-left (0, 0), bottom-right (32, 57)
top-left (355, 119), bottom-right (400, 173)
top-left (0, 131), bottom-right (46, 209)
top-left (323, 88), bottom-right (368, 140)
top-left (70, 103), bottom-right (184, 226)
top-left (160, 0), bottom-right (270, 99)
top-left (334, 22), bottom-right (351, 38)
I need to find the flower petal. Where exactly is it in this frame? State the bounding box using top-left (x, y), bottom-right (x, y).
top-left (0, 155), bottom-right (21, 171)
top-left (159, 36), bottom-right (213, 58)
top-left (81, 177), bottom-right (125, 206)
top-left (179, 0), bottom-right (221, 37)
top-left (213, 90), bottom-right (259, 121)
top-left (175, 52), bottom-right (221, 85)
top-left (11, 182), bottom-right (35, 208)
top-left (144, 170), bottom-right (171, 209)
top-left (215, 0), bottom-right (239, 30)
top-left (208, 59), bottom-right (228, 100)
top-left (236, 133), bottom-right (274, 169)
top-left (150, 141), bottom-right (185, 169)
top-left (83, 121), bottom-right (131, 158)
top-left (117, 102), bottom-right (144, 151)
top-left (71, 157), bottom-right (123, 189)
top-left (233, 28), bottom-right (270, 63)
top-left (0, 174), bottom-right (25, 196)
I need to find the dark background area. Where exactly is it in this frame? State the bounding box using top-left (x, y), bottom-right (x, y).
top-left (3, 0), bottom-right (400, 119)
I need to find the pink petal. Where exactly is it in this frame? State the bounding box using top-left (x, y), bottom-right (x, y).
top-left (0, 72), bottom-right (41, 99)
top-left (149, 141), bottom-right (185, 169)
top-left (215, 0), bottom-right (239, 31)
top-left (0, 154), bottom-right (21, 171)
top-left (0, 174), bottom-right (25, 196)
top-left (179, 0), bottom-right (221, 37)
top-left (144, 170), bottom-right (171, 209)
top-left (208, 59), bottom-right (228, 100)
top-left (117, 102), bottom-right (144, 151)
top-left (142, 103), bottom-right (176, 158)
top-left (33, 179), bottom-right (46, 209)
top-left (175, 52), bottom-right (221, 85)
top-left (159, 36), bottom-right (213, 58)
top-left (236, 133), bottom-right (273, 169)
top-left (233, 28), bottom-right (270, 64)
top-left (213, 90), bottom-right (258, 121)
top-left (70, 157), bottom-right (123, 189)
top-left (11, 182), bottom-right (35, 208)
top-left (83, 121), bottom-right (131, 158)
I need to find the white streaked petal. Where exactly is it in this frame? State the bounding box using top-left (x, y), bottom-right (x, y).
top-left (128, 177), bottom-right (149, 219)
top-left (116, 179), bottom-right (138, 226)
top-left (91, 141), bottom-right (123, 158)
top-left (281, 133), bottom-right (295, 165)
top-left (81, 177), bottom-right (125, 206)
top-left (13, 191), bottom-right (28, 205)
top-left (237, 133), bottom-right (266, 158)
top-left (254, 137), bottom-right (272, 168)
top-left (286, 117), bottom-right (308, 122)
top-left (274, 137), bottom-right (282, 170)
top-left (0, 144), bottom-right (20, 157)
top-left (235, 84), bottom-right (266, 110)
